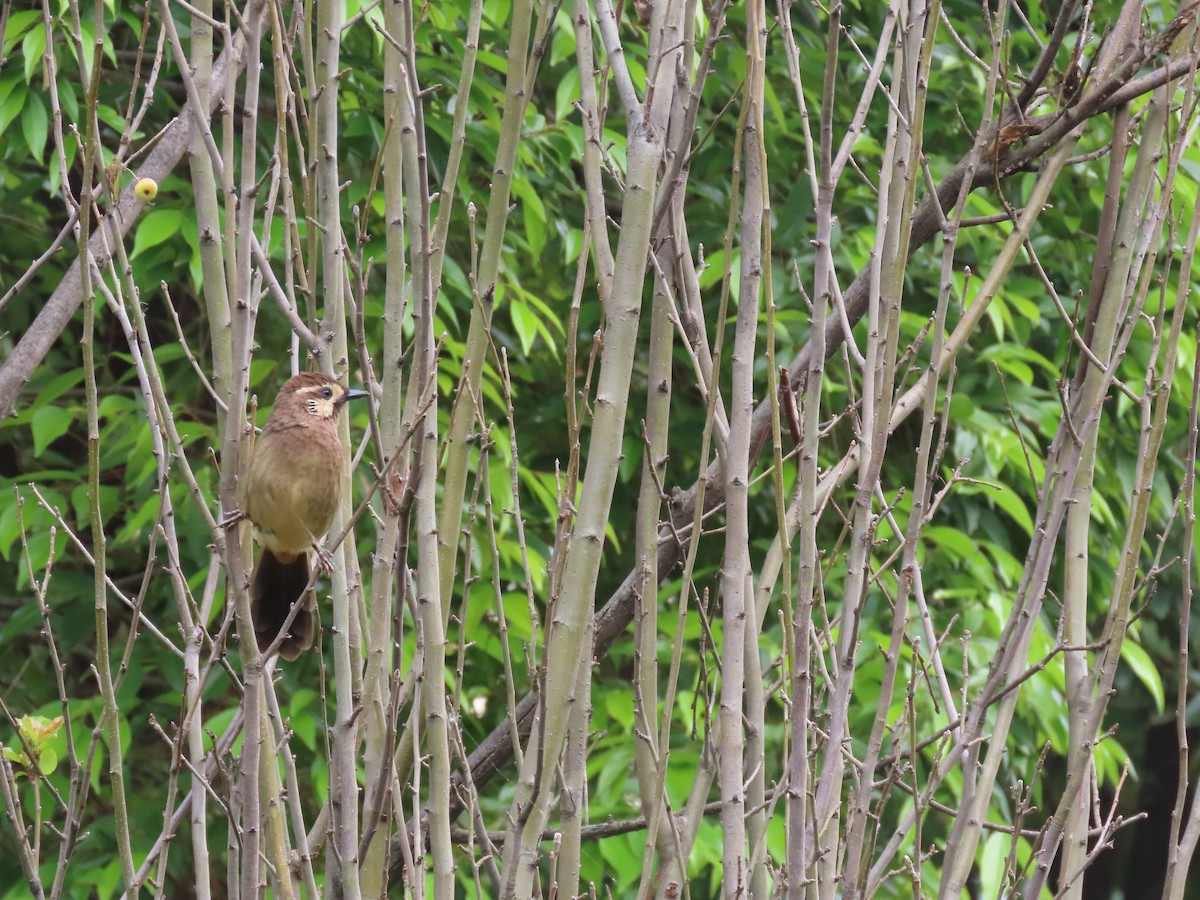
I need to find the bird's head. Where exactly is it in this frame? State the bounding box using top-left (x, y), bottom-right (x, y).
top-left (275, 372), bottom-right (368, 422)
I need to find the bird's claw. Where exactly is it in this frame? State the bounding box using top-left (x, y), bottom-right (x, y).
top-left (220, 509), bottom-right (246, 530)
top-left (312, 546), bottom-right (335, 574)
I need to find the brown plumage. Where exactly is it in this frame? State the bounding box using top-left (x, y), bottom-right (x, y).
top-left (240, 372), bottom-right (366, 659)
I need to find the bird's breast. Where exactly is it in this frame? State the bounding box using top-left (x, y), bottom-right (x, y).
top-left (242, 429), bottom-right (345, 553)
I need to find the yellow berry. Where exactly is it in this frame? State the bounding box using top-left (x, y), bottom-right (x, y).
top-left (134, 177), bottom-right (158, 202)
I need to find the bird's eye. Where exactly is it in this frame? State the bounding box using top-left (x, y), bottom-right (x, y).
top-left (321, 387), bottom-right (333, 400)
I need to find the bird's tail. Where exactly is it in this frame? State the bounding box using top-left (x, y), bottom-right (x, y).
top-left (249, 549), bottom-right (315, 660)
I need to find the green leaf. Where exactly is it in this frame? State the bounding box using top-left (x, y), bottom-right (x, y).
top-left (1121, 639), bottom-right (1164, 713)
top-left (554, 66), bottom-right (580, 123)
top-left (561, 223), bottom-right (582, 265)
top-left (0, 592), bottom-right (39, 638)
top-left (95, 857), bottom-right (124, 900)
top-left (19, 714), bottom-right (64, 745)
top-left (922, 525), bottom-right (977, 561)
top-left (0, 81), bottom-right (27, 138)
top-left (58, 76), bottom-right (78, 121)
top-left (131, 208), bottom-right (184, 257)
top-left (21, 24), bottom-right (45, 85)
top-left (510, 296), bottom-right (537, 355)
top-left (37, 747), bottom-right (57, 775)
top-left (513, 177), bottom-right (547, 258)
top-left (989, 481), bottom-right (1034, 537)
top-left (0, 499), bottom-right (18, 561)
top-left (523, 197), bottom-right (545, 257)
top-left (977, 832), bottom-right (1006, 897)
top-left (115, 493), bottom-right (161, 545)
top-left (31, 404), bottom-right (74, 455)
top-left (2, 10), bottom-right (42, 57)
top-left (34, 368), bottom-right (85, 407)
top-left (1094, 733), bottom-right (1133, 786)
top-left (22, 90), bottom-right (47, 162)
top-left (604, 690), bottom-right (634, 729)
top-left (0, 74), bottom-right (20, 110)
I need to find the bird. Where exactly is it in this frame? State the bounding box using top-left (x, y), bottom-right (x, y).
top-left (238, 372), bottom-right (367, 659)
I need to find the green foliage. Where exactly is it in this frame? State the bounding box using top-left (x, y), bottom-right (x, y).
top-left (2, 714), bottom-right (64, 777)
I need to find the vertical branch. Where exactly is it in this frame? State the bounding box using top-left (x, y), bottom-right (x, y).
top-left (1163, 57), bottom-right (1200, 900)
top-left (1165, 281), bottom-right (1200, 900)
top-left (554, 7), bottom-right (626, 878)
top-left (77, 0), bottom-right (136, 889)
top-left (182, 7), bottom-right (276, 899)
top-left (743, 30), bottom-right (773, 900)
top-left (436, 0), bottom-right (535, 620)
top-left (500, 0), bottom-right (684, 890)
top-left (1057, 30), bottom-right (1161, 883)
top-left (936, 56), bottom-right (1156, 881)
top-left (101, 212), bottom-right (220, 896)
top-left (783, 0), bottom-right (839, 886)
top-left (312, 0), bottom-right (364, 894)
top-left (630, 189), bottom-right (679, 876)
top-left (555, 628), bottom-right (593, 891)
top-left (259, 715), bottom-right (298, 900)
top-left (1027, 71), bottom-right (1194, 896)
top-left (812, 4), bottom-right (915, 884)
top-left (638, 17), bottom-right (736, 890)
top-left (186, 0), bottom-right (232, 419)
top-left (216, 5), bottom-right (273, 897)
top-left (1057, 123), bottom-right (1130, 900)
top-left (841, 0), bottom-right (1002, 888)
top-left (397, 0), bottom-right (455, 888)
top-left (263, 677), bottom-right (320, 896)
top-left (359, 0), bottom-right (414, 890)
top-left (840, 1), bottom-right (941, 891)
top-left (177, 1), bottom-right (223, 897)
top-left (0, 752), bottom-right (43, 898)
top-left (428, 0), bottom-right (484, 290)
top-left (913, 141), bottom-right (1085, 894)
top-left (570, 0), bottom-right (616, 299)
top-left (719, 0), bottom-right (767, 886)
top-left (36, 525), bottom-right (85, 898)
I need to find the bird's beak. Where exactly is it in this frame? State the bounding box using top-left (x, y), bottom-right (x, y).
top-left (338, 388), bottom-right (370, 405)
